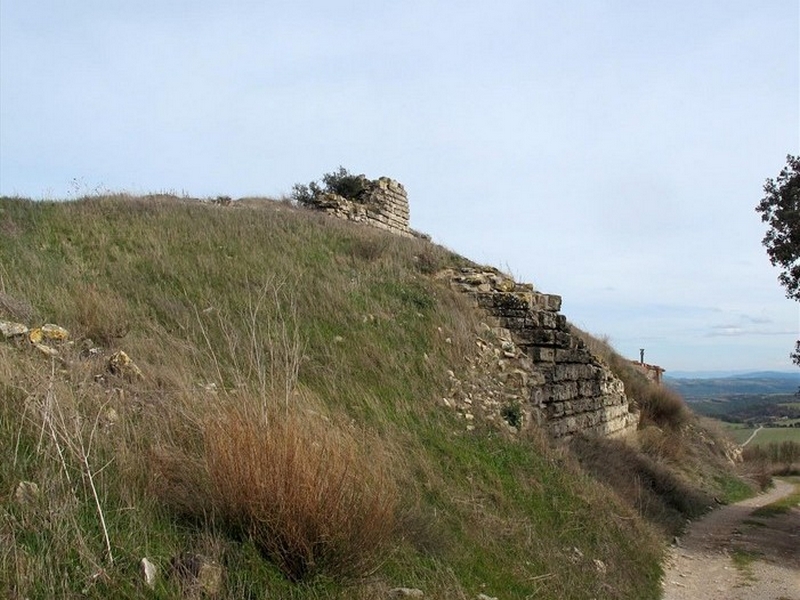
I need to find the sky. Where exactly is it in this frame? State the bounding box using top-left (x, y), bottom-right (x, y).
top-left (1, 1), bottom-right (798, 373)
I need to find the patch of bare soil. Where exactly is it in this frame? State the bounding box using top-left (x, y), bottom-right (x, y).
top-left (662, 478), bottom-right (800, 600)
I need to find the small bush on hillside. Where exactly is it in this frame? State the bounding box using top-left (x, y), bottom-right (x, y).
top-left (637, 386), bottom-right (689, 430)
top-left (291, 167), bottom-right (366, 207)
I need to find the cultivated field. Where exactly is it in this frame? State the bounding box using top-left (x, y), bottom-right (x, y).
top-left (725, 424), bottom-right (800, 447)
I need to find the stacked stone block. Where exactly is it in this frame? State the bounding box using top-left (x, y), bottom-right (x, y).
top-left (309, 176), bottom-right (412, 237)
top-left (448, 268), bottom-right (639, 440)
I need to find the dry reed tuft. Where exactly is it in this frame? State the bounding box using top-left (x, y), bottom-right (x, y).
top-left (636, 386), bottom-right (688, 430)
top-left (202, 404), bottom-right (397, 581)
top-left (151, 280), bottom-right (399, 582)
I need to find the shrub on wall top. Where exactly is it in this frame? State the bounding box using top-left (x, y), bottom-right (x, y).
top-left (291, 167), bottom-right (367, 207)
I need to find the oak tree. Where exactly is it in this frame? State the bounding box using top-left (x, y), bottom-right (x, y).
top-left (756, 155), bottom-right (800, 366)
top-left (756, 154), bottom-right (800, 300)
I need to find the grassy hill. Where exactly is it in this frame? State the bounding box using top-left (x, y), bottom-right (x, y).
top-left (0, 194), bottom-right (750, 599)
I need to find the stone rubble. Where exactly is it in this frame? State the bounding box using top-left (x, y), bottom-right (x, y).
top-left (108, 350), bottom-right (144, 380)
top-left (0, 319), bottom-right (28, 338)
top-left (0, 320), bottom-right (71, 356)
top-left (441, 321), bottom-right (538, 434)
top-left (29, 323), bottom-right (69, 343)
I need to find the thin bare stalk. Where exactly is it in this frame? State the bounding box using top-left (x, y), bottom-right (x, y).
top-left (194, 304), bottom-right (226, 388)
top-left (41, 363), bottom-right (73, 487)
top-left (78, 408), bottom-right (114, 565)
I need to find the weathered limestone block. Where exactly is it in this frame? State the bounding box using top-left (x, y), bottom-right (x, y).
top-left (551, 363), bottom-right (599, 382)
top-left (498, 315), bottom-right (531, 330)
top-left (529, 293), bottom-right (562, 312)
top-left (489, 293), bottom-right (531, 314)
top-left (547, 382), bottom-right (579, 402)
top-left (526, 347), bottom-right (555, 363)
top-left (519, 329), bottom-right (572, 349)
top-left (141, 557), bottom-right (158, 588)
top-left (108, 350), bottom-right (143, 380)
top-left (578, 379), bottom-right (602, 397)
top-left (29, 323), bottom-right (69, 343)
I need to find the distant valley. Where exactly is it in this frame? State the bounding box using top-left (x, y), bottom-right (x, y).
top-left (665, 371), bottom-right (800, 425)
top-left (665, 371), bottom-right (800, 399)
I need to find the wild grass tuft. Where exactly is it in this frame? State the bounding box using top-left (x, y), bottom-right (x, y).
top-left (206, 403), bottom-right (396, 581)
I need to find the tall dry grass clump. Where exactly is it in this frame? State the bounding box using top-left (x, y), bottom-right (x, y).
top-left (570, 434), bottom-right (712, 534)
top-left (202, 401), bottom-right (397, 581)
top-left (153, 280), bottom-right (398, 582)
top-left (154, 393), bottom-right (399, 582)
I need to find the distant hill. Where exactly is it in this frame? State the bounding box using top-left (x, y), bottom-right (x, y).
top-left (665, 371), bottom-right (800, 400)
top-left (666, 371), bottom-right (800, 424)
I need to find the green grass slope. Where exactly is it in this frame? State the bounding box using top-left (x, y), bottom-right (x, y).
top-left (0, 195), bottom-right (744, 599)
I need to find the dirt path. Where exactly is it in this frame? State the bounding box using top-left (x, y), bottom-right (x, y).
top-left (740, 425), bottom-right (764, 449)
top-left (662, 478), bottom-right (800, 600)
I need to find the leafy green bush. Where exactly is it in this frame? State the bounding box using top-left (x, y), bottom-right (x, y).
top-left (291, 167), bottom-right (366, 206)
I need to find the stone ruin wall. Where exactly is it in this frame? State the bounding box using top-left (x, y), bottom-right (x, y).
top-left (309, 176), bottom-right (413, 238)
top-left (447, 269), bottom-right (640, 440)
top-left (308, 177), bottom-right (640, 440)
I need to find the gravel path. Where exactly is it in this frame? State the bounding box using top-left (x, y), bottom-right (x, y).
top-left (662, 478), bottom-right (800, 600)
